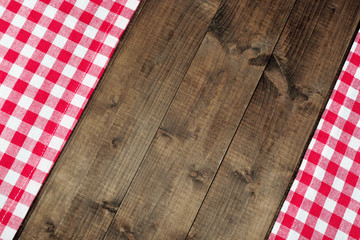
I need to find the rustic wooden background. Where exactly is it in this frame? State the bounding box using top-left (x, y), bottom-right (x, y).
top-left (15, 0), bottom-right (360, 239)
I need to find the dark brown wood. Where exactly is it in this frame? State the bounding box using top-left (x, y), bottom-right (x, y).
top-left (15, 0), bottom-right (360, 239)
top-left (17, 0), bottom-right (221, 239)
top-left (186, 0), bottom-right (360, 239)
top-left (103, 0), bottom-right (297, 239)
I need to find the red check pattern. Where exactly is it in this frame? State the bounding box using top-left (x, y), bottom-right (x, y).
top-left (0, 0), bottom-right (139, 239)
top-left (270, 30), bottom-right (360, 240)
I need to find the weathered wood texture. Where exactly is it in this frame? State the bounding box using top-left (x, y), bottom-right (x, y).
top-left (104, 0), bottom-right (297, 238)
top-left (187, 0), bottom-right (360, 239)
top-left (18, 0), bottom-right (221, 239)
top-left (16, 0), bottom-right (360, 239)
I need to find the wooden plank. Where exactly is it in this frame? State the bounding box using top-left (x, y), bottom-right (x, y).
top-left (186, 0), bottom-right (360, 239)
top-left (14, 3), bottom-right (147, 238)
top-left (103, 0), bottom-right (297, 239)
top-left (17, 0), bottom-right (221, 239)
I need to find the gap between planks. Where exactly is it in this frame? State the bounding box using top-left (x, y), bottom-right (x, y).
top-left (17, 0), bottom-right (222, 239)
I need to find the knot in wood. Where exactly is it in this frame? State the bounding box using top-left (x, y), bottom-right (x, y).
top-left (45, 221), bottom-right (55, 233)
top-left (111, 137), bottom-right (121, 147)
top-left (109, 95), bottom-right (118, 108)
top-left (120, 225), bottom-right (136, 240)
top-left (102, 201), bottom-right (118, 213)
top-left (189, 170), bottom-right (199, 178)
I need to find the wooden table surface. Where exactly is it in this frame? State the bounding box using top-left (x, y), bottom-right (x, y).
top-left (15, 0), bottom-right (360, 239)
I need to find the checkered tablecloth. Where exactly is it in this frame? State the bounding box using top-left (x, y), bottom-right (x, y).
top-left (0, 0), bottom-right (139, 239)
top-left (270, 30), bottom-right (360, 239)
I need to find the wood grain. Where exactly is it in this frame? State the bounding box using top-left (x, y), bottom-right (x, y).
top-left (186, 0), bottom-right (360, 239)
top-left (17, 0), bottom-right (220, 239)
top-left (15, 0), bottom-right (360, 239)
top-left (103, 0), bottom-right (297, 239)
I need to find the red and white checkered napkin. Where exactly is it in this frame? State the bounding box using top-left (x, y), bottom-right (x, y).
top-left (0, 0), bottom-right (139, 239)
top-left (270, 30), bottom-right (360, 240)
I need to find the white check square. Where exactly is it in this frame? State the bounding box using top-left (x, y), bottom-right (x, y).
top-left (334, 230), bottom-right (348, 240)
top-left (29, 74), bottom-right (45, 89)
top-left (7, 116), bottom-right (21, 131)
top-left (28, 126), bottom-right (42, 141)
top-left (73, 44), bottom-right (88, 58)
top-left (50, 84), bottom-right (66, 98)
top-left (314, 218), bottom-right (328, 235)
top-left (8, 64), bottom-right (23, 79)
top-left (63, 15), bottom-right (77, 29)
top-left (340, 156), bottom-right (353, 171)
top-left (343, 208), bottom-right (357, 224)
top-left (348, 135), bottom-right (360, 151)
top-left (0, 34), bottom-right (15, 49)
top-left (52, 34), bottom-right (67, 49)
top-left (338, 105), bottom-right (351, 120)
top-left (324, 197), bottom-right (337, 213)
top-left (82, 74), bottom-right (97, 87)
top-left (295, 208), bottom-right (308, 223)
top-left (305, 187), bottom-right (317, 202)
top-left (11, 14), bottom-right (27, 29)
top-left (347, 86), bottom-right (358, 101)
top-left (0, 84), bottom-right (12, 100)
top-left (3, 170), bottom-right (20, 185)
top-left (104, 35), bottom-right (118, 48)
top-left (332, 177), bottom-right (345, 192)
top-left (62, 64), bottom-right (77, 79)
top-left (93, 53), bottom-right (107, 68)
top-left (18, 95), bottom-right (33, 110)
top-left (32, 24), bottom-right (47, 39)
top-left (0, 5), bottom-right (5, 17)
top-left (37, 158), bottom-right (53, 173)
top-left (25, 180), bottom-right (41, 195)
top-left (48, 136), bottom-right (63, 151)
top-left (314, 166), bottom-right (326, 182)
top-left (39, 105), bottom-right (54, 120)
top-left (41, 54), bottom-right (57, 69)
top-left (16, 148), bottom-right (32, 163)
top-left (322, 145), bottom-right (334, 160)
top-left (74, 0), bottom-right (89, 10)
top-left (43, 5), bottom-right (57, 20)
top-left (83, 25), bottom-right (97, 39)
top-left (1, 226), bottom-right (16, 240)
top-left (94, 6), bottom-right (109, 20)
top-left (22, 0), bottom-right (37, 9)
top-left (330, 126), bottom-right (341, 140)
top-left (125, 0), bottom-right (140, 10)
top-left (355, 67), bottom-right (360, 81)
top-left (0, 194), bottom-right (7, 209)
top-left (114, 16), bottom-right (129, 30)
top-left (288, 230), bottom-right (300, 239)
top-left (20, 44), bottom-right (36, 59)
top-left (0, 139), bottom-right (10, 153)
top-left (352, 188), bottom-right (360, 203)
top-left (71, 94), bottom-right (86, 108)
top-left (13, 202), bottom-right (29, 218)
top-left (60, 115), bottom-right (75, 129)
